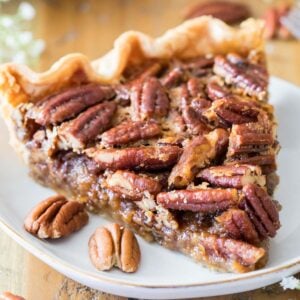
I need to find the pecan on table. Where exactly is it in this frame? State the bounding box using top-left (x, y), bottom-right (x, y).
top-left (184, 1), bottom-right (250, 25)
top-left (227, 122), bottom-right (275, 157)
top-left (204, 98), bottom-right (259, 127)
top-left (241, 184), bottom-right (280, 238)
top-left (168, 128), bottom-right (229, 188)
top-left (101, 119), bottom-right (161, 146)
top-left (58, 101), bottom-right (117, 150)
top-left (29, 84), bottom-right (116, 126)
top-left (86, 145), bottom-right (182, 171)
top-left (131, 77), bottom-right (169, 120)
top-left (157, 188), bottom-right (239, 213)
top-left (215, 208), bottom-right (259, 244)
top-left (24, 195), bottom-right (89, 239)
top-left (197, 232), bottom-right (265, 272)
top-left (105, 170), bottom-right (161, 200)
top-left (213, 54), bottom-right (268, 100)
top-left (89, 223), bottom-right (140, 273)
top-left (197, 164), bottom-right (266, 189)
top-left (206, 80), bottom-right (231, 101)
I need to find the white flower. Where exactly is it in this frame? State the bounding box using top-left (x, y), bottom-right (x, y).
top-left (4, 36), bottom-right (16, 48)
top-left (280, 276), bottom-right (300, 290)
top-left (18, 2), bottom-right (36, 20)
top-left (19, 31), bottom-right (33, 45)
top-left (0, 16), bottom-right (14, 28)
top-left (30, 39), bottom-right (45, 57)
top-left (12, 51), bottom-right (27, 64)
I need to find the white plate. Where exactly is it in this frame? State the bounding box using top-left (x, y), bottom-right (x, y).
top-left (0, 77), bottom-right (299, 299)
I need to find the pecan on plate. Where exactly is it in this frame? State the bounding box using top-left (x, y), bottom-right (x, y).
top-left (29, 84), bottom-right (116, 126)
top-left (241, 184), bottom-right (280, 238)
top-left (58, 101), bottom-right (117, 150)
top-left (204, 98), bottom-right (259, 127)
top-left (197, 164), bottom-right (266, 189)
top-left (227, 122), bottom-right (275, 157)
top-left (184, 1), bottom-right (250, 25)
top-left (157, 188), bottom-right (239, 213)
top-left (168, 128), bottom-right (229, 188)
top-left (215, 208), bottom-right (259, 244)
top-left (101, 119), bottom-right (161, 146)
top-left (206, 80), bottom-right (231, 101)
top-left (197, 232), bottom-right (265, 272)
top-left (24, 195), bottom-right (88, 239)
top-left (131, 77), bottom-right (169, 120)
top-left (213, 54), bottom-right (268, 100)
top-left (86, 145), bottom-right (182, 171)
top-left (105, 170), bottom-right (161, 200)
top-left (89, 223), bottom-right (140, 272)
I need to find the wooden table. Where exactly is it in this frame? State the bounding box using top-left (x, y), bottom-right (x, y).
top-left (0, 0), bottom-right (300, 299)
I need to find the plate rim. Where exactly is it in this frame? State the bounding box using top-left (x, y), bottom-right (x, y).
top-left (0, 76), bottom-right (299, 292)
top-left (1, 214), bottom-right (300, 290)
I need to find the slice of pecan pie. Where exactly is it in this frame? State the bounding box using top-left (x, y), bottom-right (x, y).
top-left (0, 17), bottom-right (280, 273)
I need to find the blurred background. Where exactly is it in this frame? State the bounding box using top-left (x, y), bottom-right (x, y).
top-left (0, 1), bottom-right (300, 299)
top-left (0, 0), bottom-right (299, 84)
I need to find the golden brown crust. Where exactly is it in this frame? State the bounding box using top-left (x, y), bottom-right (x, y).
top-left (0, 17), bottom-right (264, 107)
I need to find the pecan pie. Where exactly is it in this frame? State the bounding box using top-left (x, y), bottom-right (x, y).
top-left (0, 17), bottom-right (280, 273)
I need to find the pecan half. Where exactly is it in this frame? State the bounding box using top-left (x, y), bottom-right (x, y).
top-left (124, 61), bottom-right (162, 83)
top-left (241, 184), bottom-right (280, 238)
top-left (187, 77), bottom-right (206, 98)
top-left (204, 98), bottom-right (259, 126)
top-left (228, 122), bottom-right (274, 157)
top-left (157, 188), bottom-right (239, 213)
top-left (58, 101), bottom-right (117, 150)
top-left (216, 208), bottom-right (259, 244)
top-left (30, 84), bottom-right (115, 126)
top-left (206, 81), bottom-right (231, 101)
top-left (225, 153), bottom-right (277, 174)
top-left (86, 145), bottom-right (182, 171)
top-left (24, 195), bottom-right (89, 239)
top-left (168, 128), bottom-right (229, 188)
top-left (105, 170), bottom-right (161, 200)
top-left (101, 120), bottom-right (161, 146)
top-left (182, 57), bottom-right (214, 77)
top-left (161, 67), bottom-right (183, 88)
top-left (214, 54), bottom-right (268, 100)
top-left (181, 91), bottom-right (210, 135)
top-left (197, 232), bottom-right (265, 272)
top-left (197, 164), bottom-right (266, 189)
top-left (131, 77), bottom-right (169, 120)
top-left (89, 223), bottom-right (140, 273)
top-left (184, 1), bottom-right (250, 25)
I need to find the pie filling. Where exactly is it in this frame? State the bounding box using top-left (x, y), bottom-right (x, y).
top-left (11, 52), bottom-right (280, 273)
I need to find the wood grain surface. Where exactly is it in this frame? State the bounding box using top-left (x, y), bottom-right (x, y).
top-left (0, 0), bottom-right (299, 299)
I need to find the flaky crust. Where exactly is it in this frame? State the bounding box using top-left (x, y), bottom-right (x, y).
top-left (0, 16), bottom-right (264, 161)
